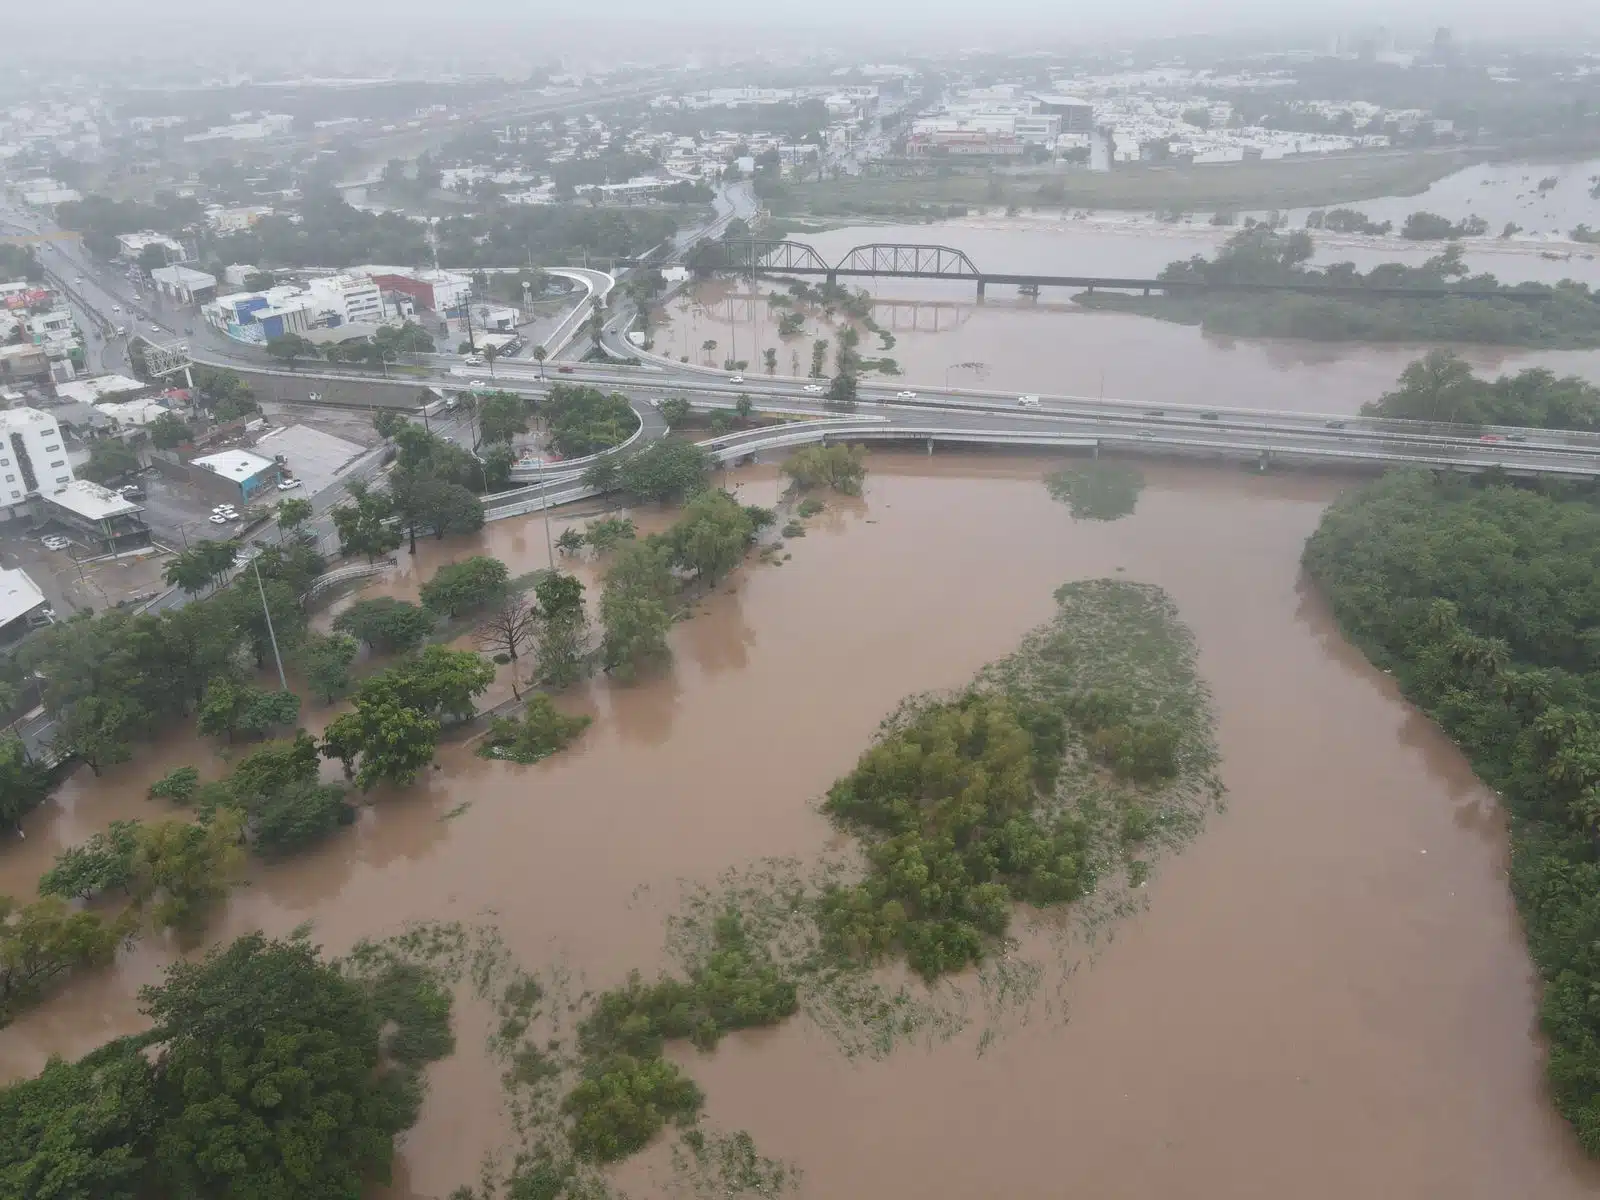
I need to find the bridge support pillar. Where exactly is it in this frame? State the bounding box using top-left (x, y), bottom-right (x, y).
top-left (926, 438), bottom-right (934, 456)
top-left (1257, 449), bottom-right (1271, 473)
top-left (1092, 443), bottom-right (1100, 460)
top-left (826, 270), bottom-right (837, 289)
top-left (976, 278), bottom-right (986, 301)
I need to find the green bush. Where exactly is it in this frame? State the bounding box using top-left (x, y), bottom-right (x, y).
top-left (479, 696), bottom-right (591, 764)
top-left (818, 692), bottom-right (1087, 979)
top-left (562, 1054), bottom-right (703, 1163)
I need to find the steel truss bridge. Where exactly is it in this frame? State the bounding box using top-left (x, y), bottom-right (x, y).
top-left (680, 241), bottom-right (1567, 302)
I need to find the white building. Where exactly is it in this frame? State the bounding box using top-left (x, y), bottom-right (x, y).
top-left (41, 479), bottom-right (147, 551)
top-left (0, 566), bottom-right (50, 641)
top-left (95, 398), bottom-right (170, 430)
top-left (55, 375), bottom-right (147, 405)
top-left (306, 275), bottom-right (383, 327)
top-left (150, 265), bottom-right (217, 304)
top-left (116, 232), bottom-right (185, 263)
top-left (0, 406), bottom-right (72, 510)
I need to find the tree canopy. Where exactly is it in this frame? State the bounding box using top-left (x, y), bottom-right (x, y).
top-left (1079, 227), bottom-right (1600, 347)
top-left (1362, 350), bottom-right (1600, 429)
top-left (0, 931), bottom-right (452, 1200)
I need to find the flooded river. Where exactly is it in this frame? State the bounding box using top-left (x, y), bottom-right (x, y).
top-left (3, 454), bottom-right (1596, 1199)
top-left (651, 161), bottom-right (1600, 407)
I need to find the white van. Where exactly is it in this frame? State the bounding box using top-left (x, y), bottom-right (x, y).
top-left (1017, 394), bottom-right (1041, 408)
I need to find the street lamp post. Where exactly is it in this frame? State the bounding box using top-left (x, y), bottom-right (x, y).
top-left (252, 558), bottom-right (288, 691)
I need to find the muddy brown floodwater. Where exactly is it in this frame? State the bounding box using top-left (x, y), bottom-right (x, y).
top-left (4, 455), bottom-right (1597, 1199)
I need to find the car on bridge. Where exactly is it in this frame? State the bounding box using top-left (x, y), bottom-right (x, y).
top-left (896, 390), bottom-right (918, 399)
top-left (1017, 395), bottom-right (1041, 408)
top-left (803, 383), bottom-right (824, 394)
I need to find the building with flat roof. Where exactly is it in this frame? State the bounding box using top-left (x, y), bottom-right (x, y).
top-left (54, 374), bottom-right (148, 405)
top-left (306, 275), bottom-right (383, 327)
top-left (0, 343), bottom-right (49, 384)
top-left (1030, 94), bottom-right (1095, 133)
top-left (41, 479), bottom-right (148, 551)
top-left (190, 447), bottom-right (280, 502)
top-left (95, 398), bottom-right (171, 431)
top-left (116, 232), bottom-right (186, 263)
top-left (0, 566), bottom-right (50, 644)
top-left (150, 265), bottom-right (217, 305)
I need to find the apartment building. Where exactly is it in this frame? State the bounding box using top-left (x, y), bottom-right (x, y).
top-left (0, 406), bottom-right (72, 516)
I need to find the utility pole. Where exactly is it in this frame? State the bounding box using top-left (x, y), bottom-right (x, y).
top-left (537, 452), bottom-right (554, 571)
top-left (252, 558), bottom-right (288, 691)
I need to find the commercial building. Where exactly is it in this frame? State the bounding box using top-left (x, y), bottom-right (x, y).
top-left (204, 286), bottom-right (318, 342)
top-left (0, 566), bottom-right (50, 644)
top-left (0, 407), bottom-right (72, 512)
top-left (40, 479), bottom-right (148, 552)
top-left (115, 232), bottom-right (186, 263)
top-left (189, 448), bottom-right (281, 502)
top-left (1030, 95), bottom-right (1096, 134)
top-left (306, 274), bottom-right (383, 327)
top-left (370, 268), bottom-right (472, 317)
top-left (150, 265), bottom-right (217, 305)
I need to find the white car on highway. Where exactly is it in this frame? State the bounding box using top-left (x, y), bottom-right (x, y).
top-left (803, 383), bottom-right (825, 394)
top-left (1017, 394), bottom-right (1041, 408)
top-left (729, 374), bottom-right (743, 384)
top-left (896, 390), bottom-right (918, 399)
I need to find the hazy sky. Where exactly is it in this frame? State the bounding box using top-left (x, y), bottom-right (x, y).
top-left (24, 0), bottom-right (1600, 65)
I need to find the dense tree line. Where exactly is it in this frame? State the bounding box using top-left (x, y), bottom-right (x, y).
top-left (1362, 350), bottom-right (1600, 428)
top-left (64, 186), bottom-right (685, 273)
top-left (1303, 470), bottom-right (1600, 1153)
top-left (0, 931), bottom-right (452, 1198)
top-left (1078, 227), bottom-right (1600, 348)
top-left (0, 245), bottom-right (42, 283)
top-left (17, 537), bottom-right (326, 780)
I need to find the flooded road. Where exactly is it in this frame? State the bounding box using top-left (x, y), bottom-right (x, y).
top-left (3, 456), bottom-right (1595, 1199)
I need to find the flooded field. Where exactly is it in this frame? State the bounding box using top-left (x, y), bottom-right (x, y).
top-left (4, 453), bottom-right (1596, 1199)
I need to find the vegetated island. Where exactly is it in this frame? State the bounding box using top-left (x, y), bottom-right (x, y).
top-left (1075, 227), bottom-right (1600, 348)
top-left (362, 579), bottom-right (1225, 1199)
top-left (1304, 469), bottom-right (1600, 1155)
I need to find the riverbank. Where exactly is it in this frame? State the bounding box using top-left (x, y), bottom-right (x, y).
top-left (1303, 469), bottom-right (1600, 1155)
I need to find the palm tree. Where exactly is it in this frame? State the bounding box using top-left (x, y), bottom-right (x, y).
top-left (701, 338), bottom-right (718, 366)
top-left (531, 345), bottom-right (548, 378)
top-left (484, 343), bottom-right (500, 379)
